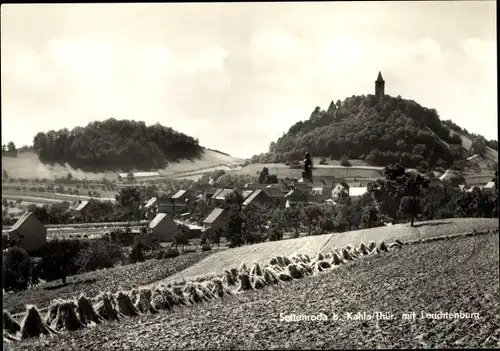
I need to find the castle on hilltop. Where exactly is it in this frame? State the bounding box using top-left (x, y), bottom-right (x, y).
top-left (375, 71), bottom-right (385, 98)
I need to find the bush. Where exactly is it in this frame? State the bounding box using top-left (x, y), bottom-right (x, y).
top-left (268, 227), bottom-right (284, 241)
top-left (75, 241), bottom-right (123, 272)
top-left (201, 244), bottom-right (212, 252)
top-left (165, 247), bottom-right (180, 258)
top-left (183, 247), bottom-right (196, 253)
top-left (3, 247), bottom-right (32, 292)
top-left (129, 243), bottom-right (145, 263)
top-left (156, 247), bottom-right (180, 259)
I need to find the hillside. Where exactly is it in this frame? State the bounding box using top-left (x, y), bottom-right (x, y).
top-left (11, 232), bottom-right (499, 350)
top-left (253, 95), bottom-right (496, 172)
top-left (149, 218), bottom-right (498, 285)
top-left (2, 149), bottom-right (243, 181)
top-left (2, 119), bottom-right (244, 178)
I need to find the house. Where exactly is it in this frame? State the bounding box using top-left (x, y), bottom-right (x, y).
top-left (202, 208), bottom-right (229, 232)
top-left (294, 181), bottom-right (313, 195)
top-left (211, 188), bottom-right (233, 205)
top-left (483, 181), bottom-right (496, 195)
top-left (171, 190), bottom-right (195, 204)
top-left (242, 189), bottom-right (273, 207)
top-left (263, 187), bottom-right (286, 207)
top-left (74, 200), bottom-right (89, 212)
top-left (174, 220), bottom-right (203, 239)
top-left (348, 186), bottom-right (368, 199)
top-left (144, 197), bottom-right (157, 210)
top-left (201, 187), bottom-right (218, 202)
top-left (311, 186), bottom-right (333, 201)
top-left (439, 170), bottom-right (462, 186)
top-left (242, 190), bottom-right (254, 200)
top-left (157, 193), bottom-right (176, 214)
top-left (7, 211), bottom-right (47, 251)
top-left (148, 213), bottom-right (178, 242)
top-left (285, 188), bottom-right (308, 208)
top-left (244, 183), bottom-right (268, 190)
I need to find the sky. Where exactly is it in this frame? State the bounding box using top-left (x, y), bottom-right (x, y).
top-left (1, 2), bottom-right (497, 159)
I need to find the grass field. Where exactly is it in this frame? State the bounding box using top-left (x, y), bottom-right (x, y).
top-left (230, 162), bottom-right (384, 180)
top-left (146, 218), bottom-right (499, 287)
top-left (4, 251), bottom-right (215, 316)
top-left (10, 231), bottom-right (499, 350)
top-left (2, 150), bottom-right (243, 181)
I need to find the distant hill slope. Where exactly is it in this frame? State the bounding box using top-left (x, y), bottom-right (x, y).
top-left (2, 118), bottom-right (242, 180)
top-left (15, 118), bottom-right (207, 173)
top-left (251, 95), bottom-right (496, 172)
top-left (2, 149), bottom-right (243, 181)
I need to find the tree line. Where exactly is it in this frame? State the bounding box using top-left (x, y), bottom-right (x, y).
top-left (31, 118), bottom-right (202, 172)
top-left (248, 95), bottom-right (495, 171)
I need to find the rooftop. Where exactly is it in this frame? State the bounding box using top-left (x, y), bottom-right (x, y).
top-left (203, 208), bottom-right (226, 224)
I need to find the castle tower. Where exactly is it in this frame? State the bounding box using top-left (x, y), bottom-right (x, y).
top-left (375, 71), bottom-right (385, 98)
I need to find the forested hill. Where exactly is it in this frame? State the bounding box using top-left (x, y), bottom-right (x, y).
top-left (254, 94), bottom-right (495, 170)
top-left (31, 118), bottom-right (203, 172)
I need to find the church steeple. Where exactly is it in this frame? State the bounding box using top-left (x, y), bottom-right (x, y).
top-left (375, 71), bottom-right (385, 98)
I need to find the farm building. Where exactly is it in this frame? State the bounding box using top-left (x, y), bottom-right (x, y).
top-left (483, 181), bottom-right (496, 195)
top-left (148, 213), bottom-right (178, 242)
top-left (242, 189), bottom-right (273, 207)
top-left (294, 181), bottom-right (313, 195)
top-left (6, 211), bottom-right (47, 251)
top-left (200, 187), bottom-right (218, 202)
top-left (73, 200), bottom-right (90, 221)
top-left (311, 186), bottom-right (333, 201)
top-left (171, 190), bottom-right (196, 203)
top-left (439, 170), bottom-right (462, 185)
top-left (285, 188), bottom-right (308, 208)
top-left (74, 200), bottom-right (89, 212)
top-left (263, 187), bottom-right (286, 207)
top-left (211, 188), bottom-right (233, 205)
top-left (348, 187), bottom-right (369, 199)
top-left (157, 192), bottom-right (184, 215)
top-left (143, 197), bottom-right (157, 210)
top-left (241, 190), bottom-right (254, 200)
top-left (118, 171), bottom-right (160, 179)
top-left (174, 220), bottom-right (203, 239)
top-left (244, 183), bottom-right (268, 190)
top-left (202, 208), bottom-right (229, 231)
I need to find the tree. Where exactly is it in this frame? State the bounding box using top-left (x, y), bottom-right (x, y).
top-left (225, 189), bottom-right (245, 210)
top-left (7, 141), bottom-right (16, 153)
top-left (361, 204), bottom-right (380, 229)
top-left (284, 206), bottom-right (302, 237)
top-left (226, 204), bottom-right (244, 246)
top-left (388, 165), bottom-right (430, 226)
top-left (258, 167), bottom-right (269, 184)
top-left (173, 225), bottom-right (190, 250)
top-left (3, 247), bottom-right (32, 292)
top-left (127, 172), bottom-right (135, 183)
top-left (302, 205), bottom-right (323, 234)
top-left (242, 203), bottom-right (268, 241)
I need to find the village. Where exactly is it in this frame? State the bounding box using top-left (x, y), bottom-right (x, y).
top-left (3, 159), bottom-right (496, 253)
